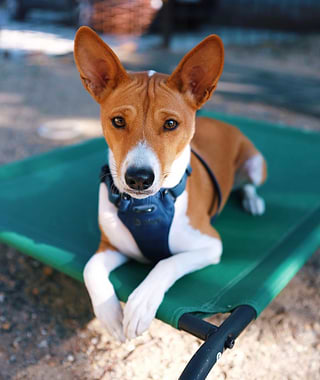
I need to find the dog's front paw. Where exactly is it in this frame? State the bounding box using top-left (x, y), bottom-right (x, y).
top-left (123, 283), bottom-right (165, 340)
top-left (93, 294), bottom-right (125, 342)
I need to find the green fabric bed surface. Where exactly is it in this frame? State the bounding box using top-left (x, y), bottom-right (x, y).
top-left (1, 111), bottom-right (319, 329)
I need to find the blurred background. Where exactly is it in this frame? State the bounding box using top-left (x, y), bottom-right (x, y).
top-left (0, 1), bottom-right (320, 379)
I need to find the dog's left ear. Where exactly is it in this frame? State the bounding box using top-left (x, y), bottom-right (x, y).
top-left (167, 35), bottom-right (224, 109)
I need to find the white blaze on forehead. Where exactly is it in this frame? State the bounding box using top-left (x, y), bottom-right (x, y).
top-left (148, 70), bottom-right (156, 77)
top-left (124, 141), bottom-right (159, 168)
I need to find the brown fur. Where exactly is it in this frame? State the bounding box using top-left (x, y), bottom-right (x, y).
top-left (97, 227), bottom-right (116, 253)
top-left (188, 117), bottom-right (267, 232)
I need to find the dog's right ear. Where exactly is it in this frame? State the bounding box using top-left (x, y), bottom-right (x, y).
top-left (74, 26), bottom-right (129, 103)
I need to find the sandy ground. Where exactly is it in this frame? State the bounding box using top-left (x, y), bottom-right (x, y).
top-left (0, 26), bottom-right (320, 380)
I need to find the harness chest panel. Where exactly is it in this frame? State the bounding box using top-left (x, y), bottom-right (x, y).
top-left (101, 151), bottom-right (221, 263)
top-left (117, 191), bottom-right (175, 262)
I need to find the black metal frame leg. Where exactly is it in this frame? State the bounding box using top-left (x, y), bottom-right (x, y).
top-left (178, 305), bottom-right (256, 380)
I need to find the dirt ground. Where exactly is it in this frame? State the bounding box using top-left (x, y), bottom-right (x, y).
top-left (0, 29), bottom-right (320, 380)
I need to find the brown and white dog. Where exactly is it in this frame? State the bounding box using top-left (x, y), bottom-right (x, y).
top-left (74, 26), bottom-right (267, 342)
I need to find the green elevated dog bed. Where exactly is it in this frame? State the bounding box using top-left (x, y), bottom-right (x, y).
top-left (1, 111), bottom-right (319, 379)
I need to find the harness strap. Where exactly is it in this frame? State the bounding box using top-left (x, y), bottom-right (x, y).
top-left (100, 165), bottom-right (122, 206)
top-left (166, 164), bottom-right (192, 200)
top-left (100, 164), bottom-right (192, 205)
top-left (101, 150), bottom-right (221, 216)
top-left (191, 149), bottom-right (222, 216)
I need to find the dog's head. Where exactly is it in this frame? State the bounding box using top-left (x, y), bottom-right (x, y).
top-left (74, 27), bottom-right (224, 198)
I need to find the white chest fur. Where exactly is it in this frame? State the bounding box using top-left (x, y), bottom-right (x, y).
top-left (169, 191), bottom-right (218, 252)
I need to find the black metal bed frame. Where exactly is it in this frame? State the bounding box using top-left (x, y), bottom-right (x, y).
top-left (177, 305), bottom-right (256, 379)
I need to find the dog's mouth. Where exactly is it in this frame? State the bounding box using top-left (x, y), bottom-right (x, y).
top-left (123, 187), bottom-right (157, 199)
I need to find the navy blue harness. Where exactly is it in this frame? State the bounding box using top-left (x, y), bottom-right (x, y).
top-left (100, 150), bottom-right (221, 263)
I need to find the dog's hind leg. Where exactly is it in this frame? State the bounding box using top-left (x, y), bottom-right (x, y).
top-left (234, 142), bottom-right (267, 216)
top-left (242, 182), bottom-right (266, 215)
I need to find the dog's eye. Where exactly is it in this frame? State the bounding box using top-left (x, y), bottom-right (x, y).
top-left (163, 119), bottom-right (179, 131)
top-left (111, 116), bottom-right (126, 129)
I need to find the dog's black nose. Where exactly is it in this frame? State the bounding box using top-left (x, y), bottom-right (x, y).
top-left (125, 167), bottom-right (155, 191)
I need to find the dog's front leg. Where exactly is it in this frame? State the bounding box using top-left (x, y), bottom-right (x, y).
top-left (83, 249), bottom-right (128, 342)
top-left (123, 240), bottom-right (222, 340)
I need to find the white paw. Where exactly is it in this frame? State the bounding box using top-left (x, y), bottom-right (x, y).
top-left (83, 250), bottom-right (129, 342)
top-left (93, 294), bottom-right (126, 342)
top-left (242, 184), bottom-right (265, 215)
top-left (123, 283), bottom-right (164, 340)
top-left (242, 193), bottom-right (265, 215)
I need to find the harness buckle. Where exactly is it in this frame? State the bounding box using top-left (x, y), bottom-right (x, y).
top-left (132, 205), bottom-right (157, 214)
